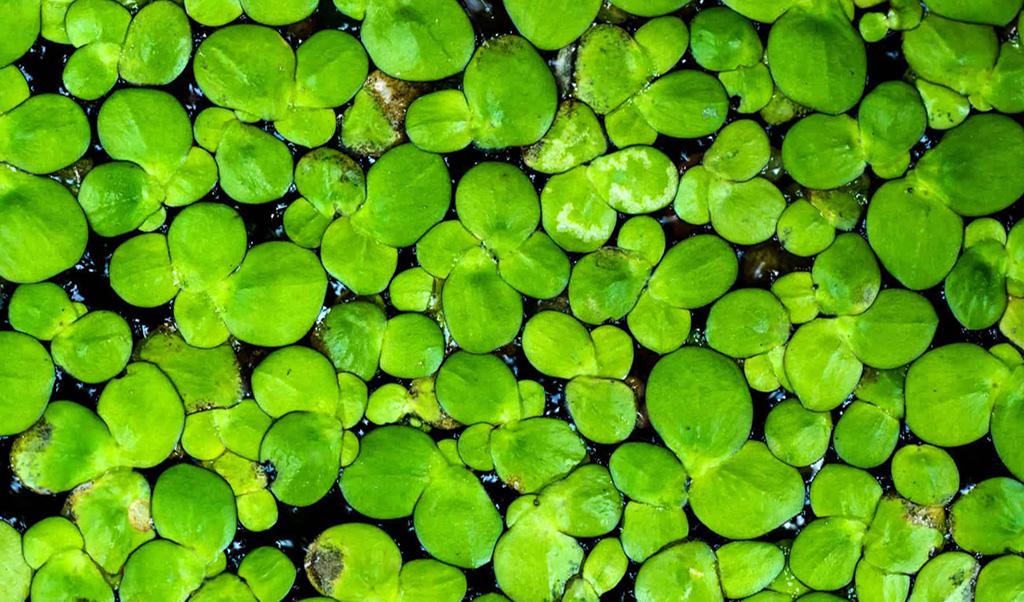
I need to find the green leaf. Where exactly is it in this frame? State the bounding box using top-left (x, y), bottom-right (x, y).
top-left (194, 24), bottom-right (295, 121)
top-left (313, 301), bottom-right (386, 381)
top-left (867, 180), bottom-right (963, 290)
top-left (261, 412), bottom-right (343, 507)
top-left (908, 553), bottom-right (979, 602)
top-left (463, 35), bottom-right (558, 149)
top-left (915, 114), bottom-right (1024, 216)
top-left (862, 496), bottom-right (945, 574)
top-left (647, 347), bottom-right (752, 474)
top-left (321, 216), bottom-right (398, 295)
top-left (834, 401), bottom-right (900, 468)
top-left (648, 234), bottom-right (738, 309)
top-left (608, 442), bottom-right (687, 507)
top-left (442, 247), bottom-right (523, 354)
top-left (379, 313), bottom-right (445, 379)
top-left (98, 363), bottom-right (184, 468)
top-left (252, 346), bottom-right (339, 417)
top-left (891, 444), bottom-right (960, 506)
top-left (238, 546), bottom-right (296, 602)
top-left (351, 144), bottom-right (451, 247)
top-left (767, 1), bottom-right (866, 114)
top-left (634, 70), bottom-right (729, 138)
top-left (902, 14), bottom-right (997, 96)
top-left (490, 418), bottom-right (587, 493)
top-left (435, 351), bottom-right (521, 425)
top-left (7, 283), bottom-right (82, 341)
top-left (241, 0), bottom-right (317, 25)
top-left (565, 377), bottom-right (636, 444)
top-left (340, 425), bottom-right (446, 519)
top-left (524, 102), bottom-right (607, 174)
top-left (706, 288), bottom-right (790, 358)
top-left (717, 542), bottom-right (784, 599)
top-left (12, 401), bottom-right (117, 493)
top-left (294, 30), bottom-right (368, 109)
top-left (691, 7), bottom-right (763, 72)
top-left (67, 469), bottom-right (154, 574)
top-left (120, 540), bottom-right (206, 602)
top-left (764, 399), bottom-right (832, 467)
top-left (688, 441), bottom-right (804, 539)
top-left (950, 477), bottom-right (1024, 554)
top-left (0, 0), bottom-right (41, 67)
top-left (810, 464), bottom-right (882, 521)
top-left (845, 288), bottom-right (938, 369)
top-left (635, 542), bottom-right (721, 602)
top-left (413, 465), bottom-right (503, 568)
top-left (0, 331), bottom-right (55, 436)
top-left (360, 0), bottom-right (474, 81)
top-left (30, 550), bottom-right (113, 602)
top-left (789, 518), bottom-right (865, 591)
top-left (905, 343), bottom-right (1010, 446)
top-left (782, 113), bottom-right (866, 190)
top-left (151, 464), bottom-right (237, 563)
top-left (609, 0), bottom-right (690, 16)
top-left (119, 1), bottom-right (192, 86)
top-left (167, 202), bottom-right (248, 291)
top-left (504, 0), bottom-right (600, 50)
top-left (568, 248), bottom-right (651, 325)
top-left (216, 122), bottom-right (294, 204)
top-left (456, 162), bottom-right (538, 252)
top-left (51, 310), bottom-right (133, 384)
top-left (218, 242), bottom-right (327, 347)
top-left (0, 94), bottom-right (90, 175)
top-left (785, 318), bottom-right (862, 411)
top-left (305, 524), bottom-right (401, 601)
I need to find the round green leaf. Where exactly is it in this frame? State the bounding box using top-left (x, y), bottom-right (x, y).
top-left (784, 319), bottom-right (863, 411)
top-left (634, 70), bottom-right (729, 138)
top-left (0, 94), bottom-right (91, 175)
top-left (689, 441), bottom-right (804, 539)
top-left (648, 235), bottom-right (738, 309)
top-left (51, 311), bottom-right (133, 384)
top-left (305, 523), bottom-right (401, 601)
top-left (351, 144), bottom-right (451, 248)
top-left (866, 180), bottom-right (963, 290)
top-left (194, 24), bottom-right (294, 121)
top-left (442, 247), bottom-right (523, 354)
top-left (0, 331), bottom-right (55, 436)
top-left (505, 0), bottom-right (600, 50)
top-left (340, 425), bottom-right (446, 519)
top-left (260, 412), bottom-right (343, 507)
top-left (0, 169), bottom-right (87, 283)
top-left (764, 399), bottom-right (832, 467)
top-left (361, 0), bottom-right (474, 81)
top-left (706, 288), bottom-right (790, 358)
top-left (905, 343), bottom-right (1010, 447)
top-left (767, 3), bottom-right (866, 114)
top-left (950, 477), bottom-right (1024, 554)
top-left (218, 242), bottom-right (327, 347)
top-left (119, 1), bottom-right (192, 86)
top-left (891, 444), bottom-right (959, 506)
top-left (463, 35), bottom-right (558, 149)
top-left (152, 464), bottom-right (237, 562)
top-left (413, 465), bottom-right (503, 568)
top-left (436, 351), bottom-right (522, 426)
top-left (252, 346), bottom-right (339, 417)
top-left (782, 114), bottom-right (865, 190)
top-left (635, 542), bottom-right (720, 602)
top-left (647, 347), bottom-right (752, 474)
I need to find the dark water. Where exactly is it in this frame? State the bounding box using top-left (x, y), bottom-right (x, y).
top-left (0, 0), bottom-right (1021, 600)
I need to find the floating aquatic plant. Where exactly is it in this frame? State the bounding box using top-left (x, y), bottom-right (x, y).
top-left (0, 1), bottom-right (1023, 601)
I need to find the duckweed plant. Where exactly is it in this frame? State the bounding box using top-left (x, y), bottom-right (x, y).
top-left (1, 0), bottom-right (1024, 600)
